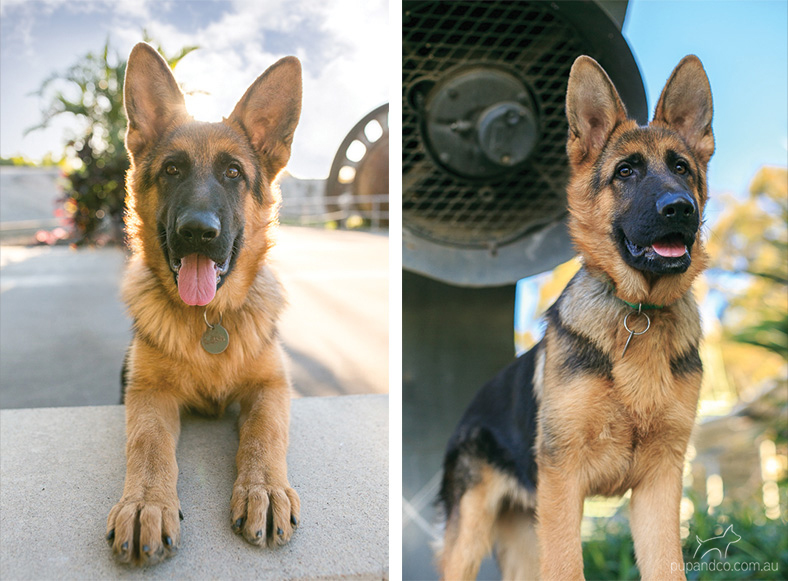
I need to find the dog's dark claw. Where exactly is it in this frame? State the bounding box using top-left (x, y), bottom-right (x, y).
top-left (233, 517), bottom-right (244, 532)
top-left (179, 509), bottom-right (184, 521)
top-left (256, 530), bottom-right (263, 538)
top-left (277, 527), bottom-right (284, 537)
top-left (291, 515), bottom-right (298, 527)
top-left (164, 535), bottom-right (173, 547)
top-left (106, 529), bottom-right (115, 543)
top-left (142, 545), bottom-right (150, 553)
top-left (121, 541), bottom-right (128, 551)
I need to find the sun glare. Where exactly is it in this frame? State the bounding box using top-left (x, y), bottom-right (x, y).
top-left (184, 92), bottom-right (223, 122)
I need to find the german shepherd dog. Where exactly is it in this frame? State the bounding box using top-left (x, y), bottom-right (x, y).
top-left (106, 43), bottom-right (302, 566)
top-left (438, 55), bottom-right (714, 580)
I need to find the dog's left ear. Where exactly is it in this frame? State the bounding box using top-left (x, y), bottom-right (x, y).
top-left (228, 56), bottom-right (302, 177)
top-left (652, 55), bottom-right (714, 165)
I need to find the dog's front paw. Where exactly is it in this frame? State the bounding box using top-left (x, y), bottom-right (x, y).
top-left (106, 497), bottom-right (181, 566)
top-left (230, 480), bottom-right (300, 547)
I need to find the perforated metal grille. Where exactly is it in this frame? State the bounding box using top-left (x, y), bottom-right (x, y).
top-left (403, 0), bottom-right (582, 249)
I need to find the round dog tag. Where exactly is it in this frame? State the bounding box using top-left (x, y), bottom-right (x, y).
top-left (201, 319), bottom-right (229, 354)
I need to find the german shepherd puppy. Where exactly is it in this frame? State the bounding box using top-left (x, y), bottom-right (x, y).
top-left (106, 43), bottom-right (302, 566)
top-left (438, 55), bottom-right (714, 580)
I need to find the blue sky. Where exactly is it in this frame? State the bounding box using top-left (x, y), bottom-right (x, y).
top-left (0, 0), bottom-right (389, 178)
top-left (623, 0), bottom-right (787, 198)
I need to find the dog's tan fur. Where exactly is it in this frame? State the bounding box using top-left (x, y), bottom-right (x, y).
top-left (438, 55), bottom-right (713, 580)
top-left (106, 43), bottom-right (302, 566)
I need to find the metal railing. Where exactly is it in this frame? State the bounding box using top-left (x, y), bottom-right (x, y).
top-left (281, 193), bottom-right (389, 230)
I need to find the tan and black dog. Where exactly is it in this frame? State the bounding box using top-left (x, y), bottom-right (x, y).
top-left (438, 55), bottom-right (714, 580)
top-left (106, 42), bottom-right (302, 565)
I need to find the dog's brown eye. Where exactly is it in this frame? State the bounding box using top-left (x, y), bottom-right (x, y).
top-left (225, 165), bottom-right (241, 179)
top-left (675, 161), bottom-right (688, 175)
top-left (617, 164), bottom-right (633, 178)
top-left (165, 164), bottom-right (179, 176)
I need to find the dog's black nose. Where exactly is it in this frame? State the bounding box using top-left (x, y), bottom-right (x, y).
top-left (176, 211), bottom-right (221, 244)
top-left (657, 192), bottom-right (696, 219)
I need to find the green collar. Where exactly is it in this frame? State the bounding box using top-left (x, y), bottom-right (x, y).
top-left (600, 276), bottom-right (665, 310)
top-left (617, 297), bottom-right (664, 310)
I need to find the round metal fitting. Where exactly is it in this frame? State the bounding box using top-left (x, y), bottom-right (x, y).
top-left (422, 67), bottom-right (539, 180)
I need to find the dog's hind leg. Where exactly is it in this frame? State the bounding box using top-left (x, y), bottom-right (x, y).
top-left (439, 465), bottom-right (498, 580)
top-left (495, 507), bottom-right (539, 580)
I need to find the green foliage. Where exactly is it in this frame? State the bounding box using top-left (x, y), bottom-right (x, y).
top-left (709, 167), bottom-right (788, 362)
top-left (0, 154), bottom-right (61, 166)
top-left (27, 35), bottom-right (198, 245)
top-left (583, 496), bottom-right (788, 580)
top-left (583, 518), bottom-right (638, 580)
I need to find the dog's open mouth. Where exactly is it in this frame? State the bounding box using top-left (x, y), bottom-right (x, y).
top-left (624, 234), bottom-right (688, 260)
top-left (170, 254), bottom-right (231, 306)
top-left (618, 230), bottom-right (694, 274)
top-left (159, 223), bottom-right (242, 307)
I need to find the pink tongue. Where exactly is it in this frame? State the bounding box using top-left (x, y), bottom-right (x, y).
top-left (652, 240), bottom-right (687, 258)
top-left (177, 254), bottom-right (217, 306)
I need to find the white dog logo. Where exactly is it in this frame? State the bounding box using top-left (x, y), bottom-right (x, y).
top-left (693, 525), bottom-right (741, 560)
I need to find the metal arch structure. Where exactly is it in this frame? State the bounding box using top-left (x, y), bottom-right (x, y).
top-left (325, 103), bottom-right (389, 225)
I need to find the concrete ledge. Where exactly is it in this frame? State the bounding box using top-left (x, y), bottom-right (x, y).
top-left (0, 395), bottom-right (388, 580)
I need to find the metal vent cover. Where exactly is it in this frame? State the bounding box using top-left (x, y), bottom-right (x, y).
top-left (402, 0), bottom-right (647, 286)
top-left (404, 0), bottom-right (578, 249)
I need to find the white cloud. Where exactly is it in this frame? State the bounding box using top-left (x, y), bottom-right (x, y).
top-left (1, 0), bottom-right (388, 178)
top-left (109, 0), bottom-right (388, 178)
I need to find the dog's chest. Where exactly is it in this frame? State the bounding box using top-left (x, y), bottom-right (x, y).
top-left (580, 367), bottom-right (696, 496)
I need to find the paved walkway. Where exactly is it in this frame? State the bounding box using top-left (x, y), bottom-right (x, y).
top-left (0, 226), bottom-right (388, 408)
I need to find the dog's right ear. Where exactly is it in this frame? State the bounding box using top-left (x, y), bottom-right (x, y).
top-left (124, 42), bottom-right (189, 159)
top-left (565, 56), bottom-right (628, 165)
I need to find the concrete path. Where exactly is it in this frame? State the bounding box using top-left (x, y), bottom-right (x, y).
top-left (0, 394), bottom-right (388, 580)
top-left (0, 226), bottom-right (388, 408)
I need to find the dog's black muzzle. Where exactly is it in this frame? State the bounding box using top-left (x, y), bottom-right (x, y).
top-left (615, 189), bottom-right (700, 275)
top-left (159, 208), bottom-right (240, 291)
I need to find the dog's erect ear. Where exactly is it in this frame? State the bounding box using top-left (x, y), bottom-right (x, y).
top-left (565, 56), bottom-right (628, 164)
top-left (124, 42), bottom-right (189, 159)
top-left (652, 55), bottom-right (714, 165)
top-left (227, 56), bottom-right (302, 178)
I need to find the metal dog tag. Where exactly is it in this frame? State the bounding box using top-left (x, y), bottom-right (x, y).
top-left (201, 311), bottom-right (229, 354)
top-left (201, 324), bottom-right (229, 354)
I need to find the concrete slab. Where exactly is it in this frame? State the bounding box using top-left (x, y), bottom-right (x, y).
top-left (0, 394), bottom-right (388, 580)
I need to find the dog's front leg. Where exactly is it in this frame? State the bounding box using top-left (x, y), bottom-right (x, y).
top-left (107, 388), bottom-right (181, 566)
top-left (630, 463), bottom-right (686, 580)
top-left (231, 348), bottom-right (300, 547)
top-left (537, 463), bottom-right (585, 581)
